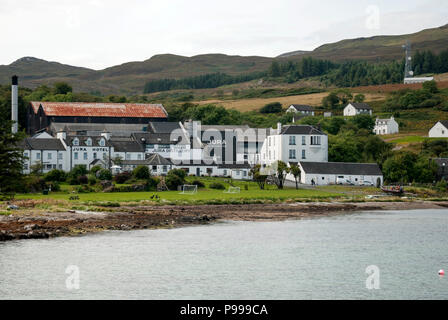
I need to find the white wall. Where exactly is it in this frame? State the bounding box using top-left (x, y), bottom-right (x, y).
top-left (300, 172), bottom-right (383, 186)
top-left (374, 117), bottom-right (399, 135)
top-left (343, 104), bottom-right (372, 117)
top-left (429, 122), bottom-right (448, 138)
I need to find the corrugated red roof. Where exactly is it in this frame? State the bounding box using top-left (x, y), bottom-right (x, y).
top-left (30, 102), bottom-right (167, 118)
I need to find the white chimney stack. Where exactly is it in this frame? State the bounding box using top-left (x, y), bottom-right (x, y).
top-left (11, 75), bottom-right (18, 134)
top-left (277, 122), bottom-right (282, 135)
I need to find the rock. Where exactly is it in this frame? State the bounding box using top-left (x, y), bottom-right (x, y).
top-left (24, 224), bottom-right (39, 231)
top-left (7, 204), bottom-right (19, 210)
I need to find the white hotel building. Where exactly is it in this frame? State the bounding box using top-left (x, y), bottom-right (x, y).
top-left (260, 124), bottom-right (328, 167)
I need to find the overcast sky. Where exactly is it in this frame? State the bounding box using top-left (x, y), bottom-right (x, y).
top-left (1, 0), bottom-right (447, 70)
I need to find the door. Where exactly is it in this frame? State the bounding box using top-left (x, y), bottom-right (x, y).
top-left (196, 168), bottom-right (200, 176)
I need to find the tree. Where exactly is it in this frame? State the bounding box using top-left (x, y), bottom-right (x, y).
top-left (133, 165), bottom-right (150, 180)
top-left (422, 80), bottom-right (438, 94)
top-left (322, 92), bottom-right (340, 109)
top-left (353, 94), bottom-right (365, 103)
top-left (97, 169), bottom-right (112, 181)
top-left (289, 164), bottom-right (301, 189)
top-left (260, 102), bottom-right (282, 114)
top-left (165, 169), bottom-right (187, 190)
top-left (249, 165), bottom-right (267, 190)
top-left (0, 121), bottom-right (25, 198)
top-left (272, 161), bottom-right (289, 190)
top-left (54, 82), bottom-right (73, 95)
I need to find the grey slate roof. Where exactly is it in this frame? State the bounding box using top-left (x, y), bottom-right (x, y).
top-left (148, 122), bottom-right (182, 134)
top-left (280, 125), bottom-right (326, 135)
top-left (438, 120), bottom-right (448, 129)
top-left (350, 103), bottom-right (372, 110)
top-left (20, 138), bottom-right (65, 151)
top-left (217, 163), bottom-right (251, 169)
top-left (299, 162), bottom-right (382, 176)
top-left (146, 153), bottom-right (172, 166)
top-left (49, 122), bottom-right (149, 136)
top-left (132, 132), bottom-right (189, 145)
top-left (66, 136), bottom-right (109, 147)
top-left (110, 139), bottom-right (144, 152)
top-left (290, 104), bottom-right (314, 111)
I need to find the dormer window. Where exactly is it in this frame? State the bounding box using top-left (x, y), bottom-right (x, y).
top-left (73, 138), bottom-right (79, 146)
top-left (86, 138), bottom-right (92, 146)
top-left (99, 138), bottom-right (105, 147)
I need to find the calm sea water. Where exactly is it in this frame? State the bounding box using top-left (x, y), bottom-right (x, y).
top-left (0, 209), bottom-right (447, 300)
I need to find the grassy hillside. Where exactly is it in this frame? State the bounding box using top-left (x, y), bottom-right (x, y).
top-left (1, 24), bottom-right (447, 94)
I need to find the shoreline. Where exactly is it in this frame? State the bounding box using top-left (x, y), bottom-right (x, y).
top-left (1, 200), bottom-right (447, 242)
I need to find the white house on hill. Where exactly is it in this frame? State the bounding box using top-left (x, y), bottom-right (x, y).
top-left (429, 121), bottom-right (448, 138)
top-left (343, 103), bottom-right (372, 116)
top-left (374, 116), bottom-right (399, 135)
top-left (286, 104), bottom-right (315, 116)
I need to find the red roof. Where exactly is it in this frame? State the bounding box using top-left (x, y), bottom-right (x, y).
top-left (30, 102), bottom-right (167, 118)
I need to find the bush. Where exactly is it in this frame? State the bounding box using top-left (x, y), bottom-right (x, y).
top-left (209, 182), bottom-right (225, 190)
top-left (47, 182), bottom-right (61, 192)
top-left (191, 180), bottom-right (205, 188)
top-left (68, 176), bottom-right (79, 185)
top-left (147, 176), bottom-right (160, 191)
top-left (90, 165), bottom-right (103, 175)
top-left (260, 102), bottom-right (282, 114)
top-left (78, 175), bottom-right (88, 185)
top-left (114, 172), bottom-right (132, 184)
top-left (165, 169), bottom-right (186, 190)
top-left (76, 185), bottom-right (93, 193)
top-left (24, 176), bottom-right (47, 193)
top-left (88, 175), bottom-right (97, 186)
top-left (70, 165), bottom-right (88, 178)
top-left (44, 169), bottom-right (67, 182)
top-left (97, 169), bottom-right (112, 181)
top-left (435, 180), bottom-right (447, 193)
top-left (133, 165), bottom-right (150, 180)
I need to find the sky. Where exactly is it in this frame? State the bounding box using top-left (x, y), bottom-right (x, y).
top-left (0, 0), bottom-right (447, 70)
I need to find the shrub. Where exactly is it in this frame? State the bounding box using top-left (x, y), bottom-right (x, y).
top-left (260, 102), bottom-right (282, 114)
top-left (133, 165), bottom-right (150, 180)
top-left (24, 176), bottom-right (47, 193)
top-left (78, 175), bottom-right (88, 185)
top-left (88, 175), bottom-right (97, 186)
top-left (70, 165), bottom-right (88, 178)
top-left (44, 169), bottom-right (67, 182)
top-left (209, 182), bottom-right (225, 190)
top-left (114, 172), bottom-right (132, 184)
top-left (97, 169), bottom-right (112, 181)
top-left (166, 169), bottom-right (186, 190)
top-left (191, 180), bottom-right (205, 188)
top-left (76, 185), bottom-right (93, 193)
top-left (90, 165), bottom-right (103, 175)
top-left (68, 176), bottom-right (79, 185)
top-left (435, 180), bottom-right (447, 193)
top-left (47, 182), bottom-right (61, 192)
top-left (147, 176), bottom-right (160, 191)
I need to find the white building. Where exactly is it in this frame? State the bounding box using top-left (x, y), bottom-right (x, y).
top-left (429, 121), bottom-right (448, 138)
top-left (260, 124), bottom-right (328, 167)
top-left (404, 77), bottom-right (434, 84)
top-left (298, 162), bottom-right (383, 186)
top-left (343, 103), bottom-right (372, 117)
top-left (286, 104), bottom-right (315, 116)
top-left (20, 133), bottom-right (68, 174)
top-left (374, 116), bottom-right (399, 135)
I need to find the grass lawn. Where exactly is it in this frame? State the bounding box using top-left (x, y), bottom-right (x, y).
top-left (14, 177), bottom-right (344, 205)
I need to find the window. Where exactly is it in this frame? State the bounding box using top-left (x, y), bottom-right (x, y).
top-left (302, 150), bottom-right (306, 159)
top-left (289, 136), bottom-right (296, 145)
top-left (126, 154), bottom-right (131, 160)
top-left (224, 169), bottom-right (227, 176)
top-left (24, 164), bottom-right (28, 170)
top-left (138, 154), bottom-right (142, 160)
top-left (73, 138), bottom-right (79, 146)
top-left (302, 136), bottom-right (306, 145)
top-left (243, 171), bottom-right (247, 177)
top-left (99, 139), bottom-right (105, 147)
top-left (74, 152), bottom-right (78, 160)
top-left (103, 153), bottom-right (107, 160)
top-left (289, 149), bottom-right (296, 159)
top-left (268, 137), bottom-right (271, 146)
top-left (93, 153), bottom-right (97, 159)
top-left (47, 153), bottom-right (52, 160)
top-left (163, 166), bottom-right (167, 172)
top-left (58, 164), bottom-right (62, 170)
top-left (311, 136), bottom-right (321, 145)
top-left (83, 152), bottom-right (88, 160)
top-left (152, 165), bottom-right (157, 171)
top-left (58, 152), bottom-right (63, 160)
top-left (46, 164), bottom-right (52, 170)
top-left (86, 138), bottom-right (92, 146)
top-left (24, 152), bottom-right (28, 158)
top-left (36, 152), bottom-right (41, 160)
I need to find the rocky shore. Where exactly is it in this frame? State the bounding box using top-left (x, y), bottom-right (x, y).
top-left (1, 200), bottom-right (447, 241)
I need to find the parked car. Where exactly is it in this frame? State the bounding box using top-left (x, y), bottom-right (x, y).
top-left (360, 180), bottom-right (374, 186)
top-left (337, 176), bottom-right (354, 185)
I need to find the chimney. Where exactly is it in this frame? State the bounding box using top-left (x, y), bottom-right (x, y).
top-left (101, 131), bottom-right (111, 140)
top-left (57, 130), bottom-right (67, 140)
top-left (277, 122), bottom-right (282, 135)
top-left (11, 75), bottom-right (18, 134)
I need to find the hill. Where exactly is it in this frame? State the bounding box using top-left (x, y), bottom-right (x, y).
top-left (1, 24), bottom-right (447, 94)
